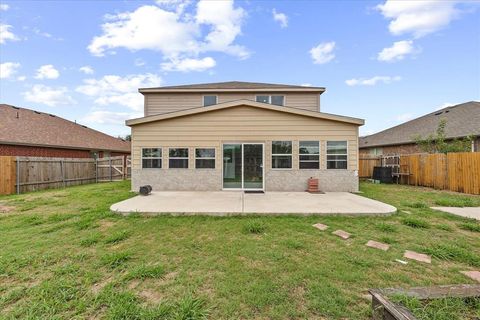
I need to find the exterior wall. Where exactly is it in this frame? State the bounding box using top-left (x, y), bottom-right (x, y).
top-left (474, 137), bottom-right (480, 152)
top-left (0, 144), bottom-right (130, 158)
top-left (131, 105), bottom-right (359, 192)
top-left (144, 92), bottom-right (321, 116)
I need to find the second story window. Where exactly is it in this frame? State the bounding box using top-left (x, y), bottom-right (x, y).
top-left (255, 95), bottom-right (285, 106)
top-left (203, 95), bottom-right (217, 107)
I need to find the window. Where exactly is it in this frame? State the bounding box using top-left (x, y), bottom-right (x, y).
top-left (195, 148), bottom-right (215, 169)
top-left (327, 141), bottom-right (348, 169)
top-left (255, 95), bottom-right (285, 106)
top-left (142, 148), bottom-right (162, 168)
top-left (169, 148), bottom-right (188, 168)
top-left (299, 141), bottom-right (319, 169)
top-left (203, 95), bottom-right (217, 107)
top-left (271, 141), bottom-right (292, 169)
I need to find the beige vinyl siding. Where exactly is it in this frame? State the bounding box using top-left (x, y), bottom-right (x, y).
top-left (144, 92), bottom-right (320, 115)
top-left (132, 105), bottom-right (358, 170)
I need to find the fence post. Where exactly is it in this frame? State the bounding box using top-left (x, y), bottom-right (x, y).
top-left (16, 157), bottom-right (20, 194)
top-left (109, 157), bottom-right (112, 182)
top-left (95, 158), bottom-right (98, 184)
top-left (60, 160), bottom-right (65, 188)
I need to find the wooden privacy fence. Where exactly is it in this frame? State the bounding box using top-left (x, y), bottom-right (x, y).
top-left (359, 152), bottom-right (480, 195)
top-left (0, 155), bottom-right (131, 195)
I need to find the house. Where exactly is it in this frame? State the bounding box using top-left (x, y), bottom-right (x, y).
top-left (359, 101), bottom-right (480, 156)
top-left (126, 81), bottom-right (364, 192)
top-left (0, 104), bottom-right (131, 158)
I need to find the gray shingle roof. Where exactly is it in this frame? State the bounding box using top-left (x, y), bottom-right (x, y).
top-left (360, 101), bottom-right (480, 148)
top-left (139, 81), bottom-right (325, 91)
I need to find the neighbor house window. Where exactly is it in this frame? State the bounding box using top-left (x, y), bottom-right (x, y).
top-left (203, 95), bottom-right (217, 107)
top-left (299, 141), bottom-right (319, 169)
top-left (327, 141), bottom-right (348, 169)
top-left (142, 148), bottom-right (162, 169)
top-left (195, 148), bottom-right (215, 169)
top-left (169, 148), bottom-right (189, 168)
top-left (271, 141), bottom-right (292, 169)
top-left (255, 95), bottom-right (285, 106)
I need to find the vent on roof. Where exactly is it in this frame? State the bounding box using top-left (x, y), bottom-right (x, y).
top-left (434, 111), bottom-right (443, 116)
top-left (81, 125), bottom-right (87, 128)
top-left (49, 114), bottom-right (56, 117)
top-left (34, 111), bottom-right (41, 114)
top-left (11, 106), bottom-right (20, 110)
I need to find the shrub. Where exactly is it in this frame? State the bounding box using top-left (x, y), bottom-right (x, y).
top-left (402, 217), bottom-right (430, 229)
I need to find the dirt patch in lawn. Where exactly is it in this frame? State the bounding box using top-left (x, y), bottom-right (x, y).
top-left (0, 204), bottom-right (15, 214)
top-left (99, 220), bottom-right (116, 231)
top-left (138, 288), bottom-right (165, 304)
top-left (91, 276), bottom-right (113, 294)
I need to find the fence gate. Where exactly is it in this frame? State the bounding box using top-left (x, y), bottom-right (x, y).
top-left (96, 156), bottom-right (126, 182)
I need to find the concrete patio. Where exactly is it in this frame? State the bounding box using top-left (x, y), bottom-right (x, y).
top-left (431, 207), bottom-right (480, 221)
top-left (110, 191), bottom-right (397, 216)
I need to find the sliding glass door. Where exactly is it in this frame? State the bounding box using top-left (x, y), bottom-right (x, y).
top-left (223, 143), bottom-right (264, 190)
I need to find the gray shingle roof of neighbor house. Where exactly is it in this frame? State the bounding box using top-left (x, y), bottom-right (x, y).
top-left (359, 101), bottom-right (480, 148)
top-left (0, 104), bottom-right (131, 153)
top-left (139, 81), bottom-right (326, 93)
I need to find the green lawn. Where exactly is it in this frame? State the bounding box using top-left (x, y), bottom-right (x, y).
top-left (0, 181), bottom-right (479, 319)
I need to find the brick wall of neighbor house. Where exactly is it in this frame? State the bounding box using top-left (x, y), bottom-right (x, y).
top-left (0, 144), bottom-right (92, 158)
top-left (475, 137), bottom-right (480, 152)
top-left (360, 143), bottom-right (422, 156)
top-left (0, 144), bottom-right (130, 158)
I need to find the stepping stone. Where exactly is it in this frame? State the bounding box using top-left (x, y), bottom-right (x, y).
top-left (403, 250), bottom-right (431, 264)
top-left (366, 240), bottom-right (390, 251)
top-left (312, 223), bottom-right (328, 231)
top-left (332, 229), bottom-right (351, 239)
top-left (460, 271), bottom-right (480, 283)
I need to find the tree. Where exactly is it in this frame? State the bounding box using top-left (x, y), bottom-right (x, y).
top-left (414, 119), bottom-right (473, 154)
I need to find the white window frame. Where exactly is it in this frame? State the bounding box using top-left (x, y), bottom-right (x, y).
top-left (195, 148), bottom-right (216, 169)
top-left (326, 141), bottom-right (348, 170)
top-left (168, 147), bottom-right (189, 169)
top-left (271, 141), bottom-right (293, 170)
top-left (255, 95), bottom-right (285, 106)
top-left (141, 147), bottom-right (162, 169)
top-left (299, 141), bottom-right (320, 170)
top-left (202, 95), bottom-right (218, 107)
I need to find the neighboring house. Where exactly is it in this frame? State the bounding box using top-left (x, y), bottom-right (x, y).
top-left (126, 81), bottom-right (364, 192)
top-left (0, 104), bottom-right (131, 158)
top-left (360, 101), bottom-right (480, 156)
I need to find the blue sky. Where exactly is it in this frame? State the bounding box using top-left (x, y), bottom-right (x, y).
top-left (1, 0), bottom-right (479, 137)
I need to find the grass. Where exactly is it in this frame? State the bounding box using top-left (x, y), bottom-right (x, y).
top-left (0, 181), bottom-right (479, 319)
top-left (391, 294), bottom-right (480, 320)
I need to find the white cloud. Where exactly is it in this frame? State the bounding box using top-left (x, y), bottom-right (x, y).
top-left (272, 9), bottom-right (288, 28)
top-left (161, 56), bottom-right (216, 72)
top-left (79, 66), bottom-right (94, 74)
top-left (0, 62), bottom-right (21, 79)
top-left (396, 113), bottom-right (415, 122)
top-left (134, 58), bottom-right (146, 66)
top-left (17, 75), bottom-right (26, 81)
top-left (377, 40), bottom-right (416, 62)
top-left (376, 0), bottom-right (461, 38)
top-left (345, 75), bottom-right (401, 86)
top-left (76, 73), bottom-right (162, 111)
top-left (0, 24), bottom-right (19, 44)
top-left (35, 64), bottom-right (60, 79)
top-left (0, 4), bottom-right (9, 11)
top-left (23, 84), bottom-right (76, 107)
top-left (309, 41), bottom-right (336, 64)
top-left (88, 1), bottom-right (248, 70)
top-left (82, 110), bottom-right (141, 125)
